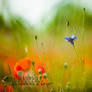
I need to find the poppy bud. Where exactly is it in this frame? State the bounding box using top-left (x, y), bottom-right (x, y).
top-left (38, 69), bottom-right (42, 74)
top-left (38, 74), bottom-right (42, 80)
top-left (32, 61), bottom-right (35, 66)
top-left (43, 73), bottom-right (47, 79)
top-left (64, 62), bottom-right (68, 69)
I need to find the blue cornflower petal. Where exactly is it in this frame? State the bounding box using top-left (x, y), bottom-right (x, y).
top-left (74, 35), bottom-right (77, 39)
top-left (71, 35), bottom-right (75, 39)
top-left (71, 35), bottom-right (77, 40)
top-left (64, 37), bottom-right (70, 41)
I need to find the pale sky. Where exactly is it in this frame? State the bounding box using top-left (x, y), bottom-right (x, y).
top-left (0, 0), bottom-right (92, 26)
top-left (10, 0), bottom-right (61, 26)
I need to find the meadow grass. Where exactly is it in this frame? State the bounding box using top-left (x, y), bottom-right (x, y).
top-left (0, 5), bottom-right (92, 92)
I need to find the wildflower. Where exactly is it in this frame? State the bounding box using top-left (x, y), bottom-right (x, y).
top-left (13, 57), bottom-right (32, 80)
top-left (64, 34), bottom-right (77, 45)
top-left (14, 57), bottom-right (32, 71)
top-left (16, 65), bottom-right (23, 71)
top-left (35, 62), bottom-right (45, 75)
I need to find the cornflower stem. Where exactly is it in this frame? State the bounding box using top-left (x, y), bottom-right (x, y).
top-left (73, 45), bottom-right (80, 65)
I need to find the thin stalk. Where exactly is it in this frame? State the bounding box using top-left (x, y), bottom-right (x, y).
top-left (35, 37), bottom-right (42, 63)
top-left (8, 63), bottom-right (11, 75)
top-left (73, 45), bottom-right (80, 65)
top-left (41, 43), bottom-right (52, 83)
top-left (82, 8), bottom-right (85, 65)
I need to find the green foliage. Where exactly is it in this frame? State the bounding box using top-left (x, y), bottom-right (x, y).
top-left (45, 3), bottom-right (92, 35)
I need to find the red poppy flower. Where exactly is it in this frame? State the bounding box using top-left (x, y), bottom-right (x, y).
top-left (34, 61), bottom-right (46, 75)
top-left (13, 57), bottom-right (32, 80)
top-left (16, 65), bottom-right (23, 71)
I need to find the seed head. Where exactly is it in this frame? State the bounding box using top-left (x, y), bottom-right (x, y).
top-left (64, 62), bottom-right (68, 69)
top-left (35, 35), bottom-right (37, 40)
top-left (67, 20), bottom-right (69, 27)
top-left (38, 69), bottom-right (42, 74)
top-left (43, 73), bottom-right (47, 79)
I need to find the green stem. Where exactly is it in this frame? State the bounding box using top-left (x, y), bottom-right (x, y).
top-left (81, 8), bottom-right (85, 65)
top-left (73, 45), bottom-right (80, 65)
top-left (73, 45), bottom-right (79, 59)
top-left (35, 39), bottom-right (42, 63)
top-left (8, 63), bottom-right (11, 75)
